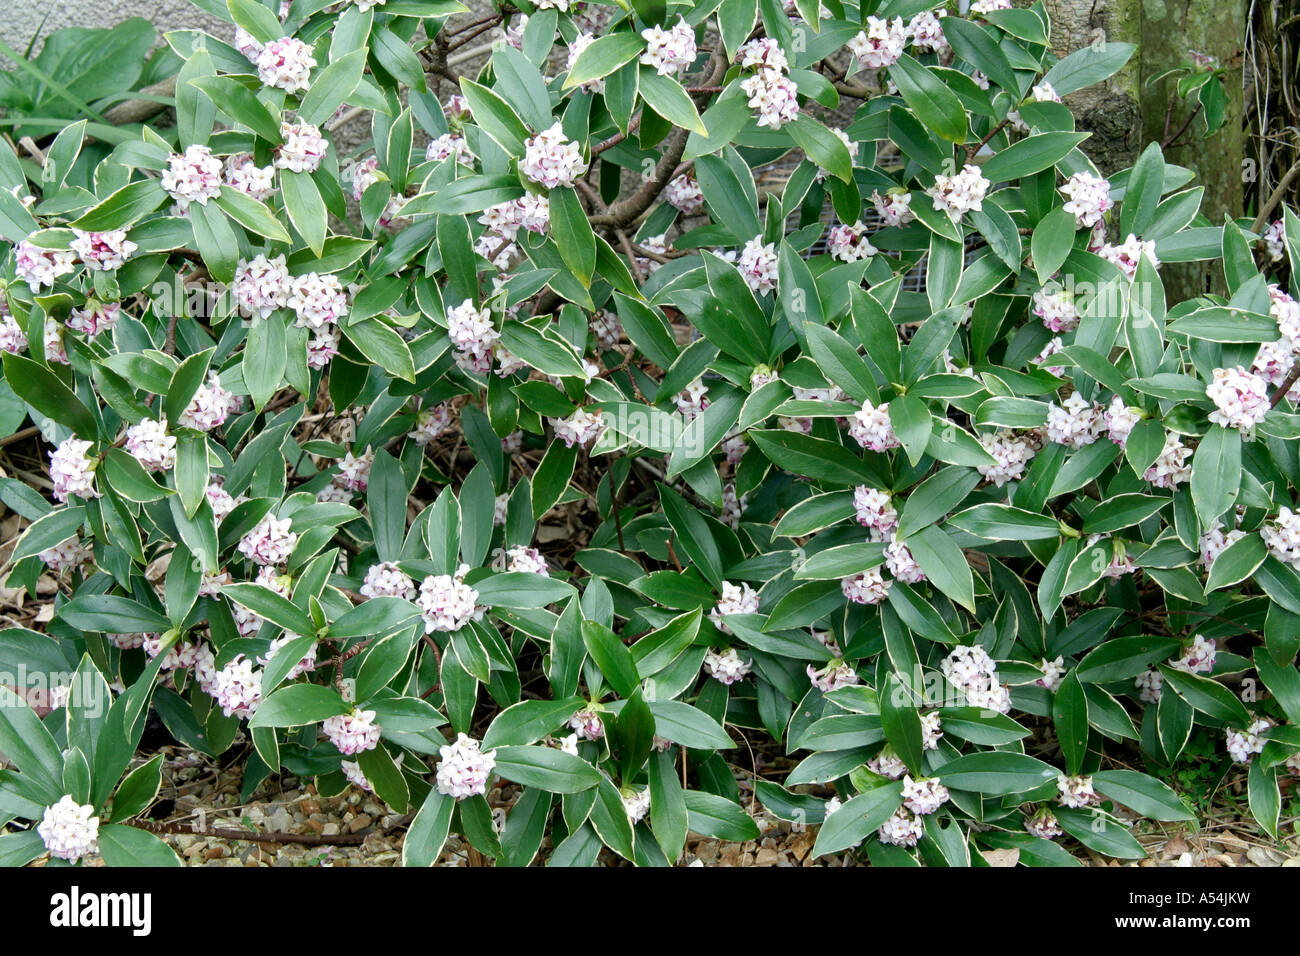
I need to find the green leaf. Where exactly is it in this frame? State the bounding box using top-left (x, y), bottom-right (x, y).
top-left (684, 790), bottom-right (760, 841)
top-left (811, 782), bottom-right (904, 857)
top-left (484, 697), bottom-right (585, 750)
top-left (637, 68), bottom-right (706, 135)
top-left (982, 132), bottom-right (1090, 182)
top-left (889, 54), bottom-right (968, 143)
top-left (97, 823), bottom-right (180, 866)
top-left (249, 684), bottom-right (349, 728)
top-left (492, 745), bottom-right (601, 793)
top-left (646, 699), bottom-right (733, 749)
top-left (581, 621), bottom-right (640, 698)
top-left (1052, 670), bottom-right (1089, 775)
top-left (1042, 41), bottom-right (1136, 96)
top-left (564, 33), bottom-right (646, 90)
top-left (281, 170), bottom-right (327, 257)
top-left (1189, 424), bottom-right (1240, 527)
top-left (1091, 770), bottom-right (1194, 822)
top-left (1157, 666), bottom-right (1251, 727)
top-left (905, 525), bottom-right (975, 612)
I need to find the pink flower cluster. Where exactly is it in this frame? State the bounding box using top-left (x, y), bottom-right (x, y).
top-left (323, 709), bottom-right (382, 755)
top-left (846, 16), bottom-right (906, 70)
top-left (640, 17), bottom-right (696, 76)
top-left (521, 123), bottom-right (587, 189)
top-left (161, 144), bottom-right (224, 211)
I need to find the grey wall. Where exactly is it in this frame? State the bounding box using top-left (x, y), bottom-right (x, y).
top-left (2, 1), bottom-right (227, 52)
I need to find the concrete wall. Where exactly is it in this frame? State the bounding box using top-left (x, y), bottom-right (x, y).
top-left (2, 1), bottom-right (226, 52)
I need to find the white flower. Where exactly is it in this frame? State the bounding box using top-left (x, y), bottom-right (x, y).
top-left (13, 239), bottom-right (76, 289)
top-left (1262, 507), bottom-right (1300, 568)
top-left (224, 153), bottom-right (276, 201)
top-left (868, 748), bottom-right (907, 779)
top-left (210, 653), bottom-right (262, 718)
top-left (906, 10), bottom-right (947, 53)
top-left (884, 538), bottom-right (926, 584)
top-left (70, 228), bottom-right (137, 271)
top-left (206, 480), bottom-right (242, 523)
top-left (425, 132), bottom-right (472, 166)
top-left (258, 634), bottom-right (317, 681)
top-left (337, 446), bottom-right (374, 492)
top-left (1031, 81), bottom-right (1063, 104)
top-left (1226, 718), bottom-right (1272, 763)
top-left (276, 121), bottom-right (328, 173)
top-left (927, 164), bottom-right (990, 218)
top-left (848, 400), bottom-right (900, 452)
top-left (569, 708), bottom-right (605, 740)
top-left (1035, 655), bottom-right (1067, 692)
top-left (410, 403), bottom-right (455, 445)
top-left (674, 378), bottom-right (710, 422)
top-left (361, 561), bottom-right (416, 600)
top-left (1262, 219), bottom-right (1286, 262)
top-left (323, 709), bottom-right (382, 755)
top-left (738, 38), bottom-right (789, 73)
top-left (436, 733), bottom-right (497, 800)
top-left (1046, 393), bottom-right (1104, 449)
top-left (1025, 807), bottom-right (1063, 839)
top-left (901, 775), bottom-right (950, 815)
top-left (1098, 234), bottom-right (1158, 279)
top-left (1199, 522), bottom-right (1245, 571)
top-left (740, 68), bottom-right (800, 129)
top-left (65, 299), bottom-right (120, 340)
top-left (235, 253), bottom-right (291, 319)
top-left (551, 408), bottom-right (604, 448)
top-left (1032, 286), bottom-right (1080, 333)
top-left (445, 299), bottom-right (498, 374)
top-left (521, 123), bottom-right (588, 189)
top-left (38, 795), bottom-right (100, 863)
top-left (1134, 667), bottom-right (1163, 703)
top-left (1059, 172), bottom-right (1113, 229)
top-left (1143, 434), bottom-right (1192, 489)
top-left (256, 36), bottom-right (316, 93)
top-left (977, 430), bottom-right (1037, 487)
top-left (842, 567), bottom-right (892, 605)
top-left (622, 787), bottom-right (652, 823)
top-left (564, 31), bottom-right (605, 93)
top-left (878, 807), bottom-right (924, 847)
top-left (161, 144), bottom-right (223, 211)
top-left (921, 711), bottom-right (943, 750)
top-left (1205, 366), bottom-right (1270, 430)
top-left (846, 16), bottom-right (906, 70)
top-left (941, 644), bottom-right (1011, 714)
top-left (852, 486), bottom-right (898, 539)
top-left (870, 189), bottom-right (914, 226)
top-left (39, 537), bottom-right (94, 575)
top-left (1056, 773), bottom-right (1099, 808)
top-left (827, 221), bottom-right (878, 262)
top-left (1104, 396), bottom-right (1141, 447)
top-left (179, 372), bottom-right (238, 432)
top-left (238, 514), bottom-right (299, 566)
top-left (125, 418), bottom-right (177, 472)
top-left (49, 437), bottom-right (100, 503)
top-left (704, 647), bottom-right (752, 685)
top-left (709, 581), bottom-right (761, 634)
top-left (417, 565), bottom-right (484, 633)
top-left (1171, 634), bottom-right (1217, 675)
top-left (665, 173), bottom-right (705, 214)
top-left (494, 545), bottom-right (549, 576)
top-left (287, 271), bottom-right (348, 330)
top-left (589, 311), bottom-right (623, 350)
top-left (640, 17), bottom-right (696, 76)
top-left (970, 0), bottom-right (1013, 12)
top-left (807, 658), bottom-right (858, 692)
